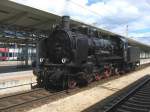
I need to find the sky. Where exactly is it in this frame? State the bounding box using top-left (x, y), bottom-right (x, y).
top-left (10, 0), bottom-right (150, 45)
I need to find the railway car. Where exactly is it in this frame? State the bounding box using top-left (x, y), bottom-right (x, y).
top-left (0, 48), bottom-right (8, 61)
top-left (8, 48), bottom-right (19, 60)
top-left (0, 47), bottom-right (36, 61)
top-left (0, 48), bottom-right (19, 61)
top-left (33, 16), bottom-right (140, 89)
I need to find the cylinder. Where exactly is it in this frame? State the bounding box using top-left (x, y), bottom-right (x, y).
top-left (62, 16), bottom-right (70, 30)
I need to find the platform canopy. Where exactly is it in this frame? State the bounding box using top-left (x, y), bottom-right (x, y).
top-left (0, 0), bottom-right (150, 50)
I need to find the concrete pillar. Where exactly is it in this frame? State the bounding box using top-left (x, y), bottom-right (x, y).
top-left (14, 43), bottom-right (17, 60)
top-left (25, 44), bottom-right (28, 66)
top-left (36, 40), bottom-right (40, 70)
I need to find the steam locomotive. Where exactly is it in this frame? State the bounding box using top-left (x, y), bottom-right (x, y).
top-left (33, 16), bottom-right (140, 89)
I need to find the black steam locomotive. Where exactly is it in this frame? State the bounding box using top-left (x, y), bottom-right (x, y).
top-left (33, 16), bottom-right (140, 89)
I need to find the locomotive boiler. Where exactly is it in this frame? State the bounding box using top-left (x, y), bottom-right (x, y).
top-left (33, 16), bottom-right (140, 89)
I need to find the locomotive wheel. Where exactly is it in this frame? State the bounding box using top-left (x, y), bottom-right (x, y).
top-left (76, 72), bottom-right (89, 86)
top-left (68, 79), bottom-right (77, 89)
top-left (104, 69), bottom-right (111, 78)
top-left (87, 76), bottom-right (93, 83)
top-left (94, 73), bottom-right (101, 81)
top-left (82, 73), bottom-right (93, 84)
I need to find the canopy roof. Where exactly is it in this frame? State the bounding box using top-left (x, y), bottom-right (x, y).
top-left (0, 0), bottom-right (149, 51)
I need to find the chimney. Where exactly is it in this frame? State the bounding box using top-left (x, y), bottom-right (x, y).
top-left (62, 16), bottom-right (70, 30)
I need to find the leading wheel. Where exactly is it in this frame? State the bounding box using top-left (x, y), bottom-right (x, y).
top-left (68, 79), bottom-right (77, 89)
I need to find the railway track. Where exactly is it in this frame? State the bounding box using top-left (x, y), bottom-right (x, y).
top-left (104, 75), bottom-right (150, 112)
top-left (0, 64), bottom-right (149, 112)
top-left (0, 75), bottom-right (122, 112)
top-left (0, 88), bottom-right (70, 112)
top-left (0, 75), bottom-right (123, 112)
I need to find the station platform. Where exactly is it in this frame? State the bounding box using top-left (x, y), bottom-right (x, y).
top-left (0, 70), bottom-right (36, 95)
top-left (140, 58), bottom-right (150, 65)
top-left (27, 66), bottom-right (150, 112)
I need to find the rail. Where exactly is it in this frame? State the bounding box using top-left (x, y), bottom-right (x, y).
top-left (104, 75), bottom-right (150, 112)
top-left (0, 88), bottom-right (69, 111)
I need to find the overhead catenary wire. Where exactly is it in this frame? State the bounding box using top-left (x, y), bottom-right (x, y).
top-left (69, 0), bottom-right (104, 18)
top-left (67, 0), bottom-right (131, 36)
top-left (65, 0), bottom-right (113, 29)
